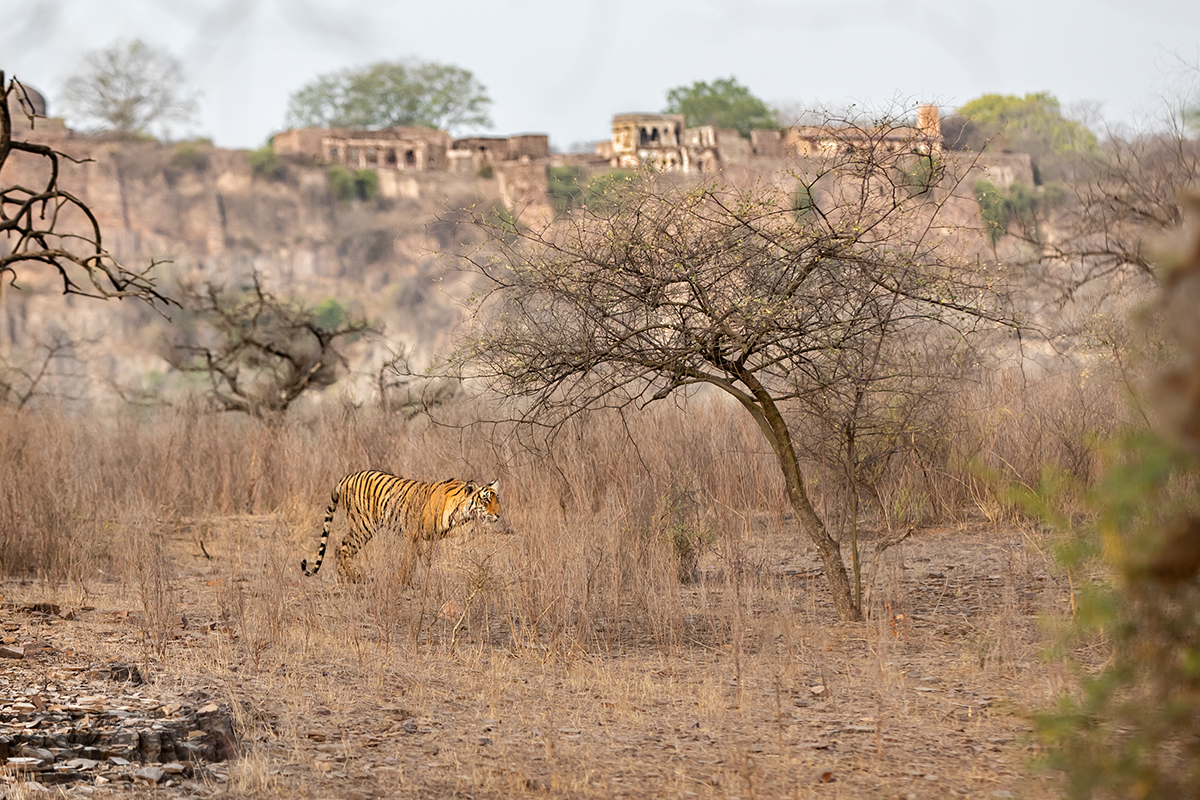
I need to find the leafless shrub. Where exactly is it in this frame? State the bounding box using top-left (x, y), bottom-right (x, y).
top-left (1045, 123), bottom-right (1199, 294)
top-left (376, 344), bottom-right (458, 418)
top-left (0, 331), bottom-right (94, 410)
top-left (166, 274), bottom-right (374, 420)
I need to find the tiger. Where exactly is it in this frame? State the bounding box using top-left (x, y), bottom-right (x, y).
top-left (300, 470), bottom-right (502, 584)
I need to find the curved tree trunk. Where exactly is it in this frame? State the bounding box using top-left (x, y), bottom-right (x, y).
top-left (730, 372), bottom-right (862, 622)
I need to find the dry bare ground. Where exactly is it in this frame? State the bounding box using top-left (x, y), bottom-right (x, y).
top-left (2, 521), bottom-right (1067, 799)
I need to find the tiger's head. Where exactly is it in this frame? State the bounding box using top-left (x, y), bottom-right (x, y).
top-left (466, 479), bottom-right (502, 524)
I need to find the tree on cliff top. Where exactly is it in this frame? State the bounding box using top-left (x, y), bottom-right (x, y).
top-left (285, 60), bottom-right (492, 133)
top-left (664, 77), bottom-right (776, 139)
top-left (58, 38), bottom-right (199, 138)
top-left (948, 92), bottom-right (1097, 181)
top-left (449, 114), bottom-right (1020, 622)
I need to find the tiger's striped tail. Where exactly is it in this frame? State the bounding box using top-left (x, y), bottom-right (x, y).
top-left (301, 484), bottom-right (341, 577)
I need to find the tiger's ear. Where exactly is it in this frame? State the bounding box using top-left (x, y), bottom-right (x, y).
top-left (487, 479), bottom-right (499, 491)
top-left (465, 481), bottom-right (478, 494)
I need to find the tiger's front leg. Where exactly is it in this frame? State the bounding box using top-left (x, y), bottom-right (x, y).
top-left (397, 540), bottom-right (423, 587)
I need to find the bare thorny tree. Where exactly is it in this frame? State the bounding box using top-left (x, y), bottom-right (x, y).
top-left (377, 346), bottom-right (459, 418)
top-left (0, 72), bottom-right (171, 305)
top-left (0, 332), bottom-right (95, 411)
top-left (1044, 127), bottom-right (1199, 297)
top-left (167, 275), bottom-right (373, 420)
top-left (450, 113), bottom-right (1021, 621)
top-left (996, 90), bottom-right (1200, 301)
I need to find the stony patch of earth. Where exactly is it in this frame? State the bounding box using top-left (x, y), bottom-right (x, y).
top-left (0, 520), bottom-right (1069, 798)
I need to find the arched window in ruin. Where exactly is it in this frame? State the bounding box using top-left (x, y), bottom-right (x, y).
top-left (386, 149), bottom-right (397, 165)
top-left (404, 149), bottom-right (417, 167)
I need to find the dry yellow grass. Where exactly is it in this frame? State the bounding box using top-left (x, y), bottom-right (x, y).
top-left (0, 384), bottom-right (1118, 797)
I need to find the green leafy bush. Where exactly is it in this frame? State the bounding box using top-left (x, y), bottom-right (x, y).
top-left (171, 142), bottom-right (209, 172)
top-left (900, 155), bottom-right (940, 197)
top-left (583, 169), bottom-right (634, 212)
top-left (314, 298), bottom-right (348, 330)
top-left (1034, 433), bottom-right (1200, 799)
top-left (974, 180), bottom-right (1008, 244)
top-left (248, 146), bottom-right (286, 181)
top-left (973, 179), bottom-right (1042, 245)
top-left (547, 165), bottom-right (584, 217)
top-left (328, 166), bottom-right (355, 201)
top-left (353, 168), bottom-right (379, 202)
top-left (1007, 182), bottom-right (1036, 230)
top-left (328, 166), bottom-right (379, 202)
top-left (792, 183), bottom-right (817, 222)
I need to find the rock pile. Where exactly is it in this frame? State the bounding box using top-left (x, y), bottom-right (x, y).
top-left (1, 681), bottom-right (236, 785)
top-left (1, 602), bottom-right (237, 786)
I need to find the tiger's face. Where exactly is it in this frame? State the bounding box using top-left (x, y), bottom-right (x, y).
top-left (469, 480), bottom-right (502, 523)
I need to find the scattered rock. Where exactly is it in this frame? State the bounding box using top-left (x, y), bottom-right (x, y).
top-left (109, 663), bottom-right (144, 685)
top-left (134, 765), bottom-right (166, 784)
top-left (0, 645), bottom-right (24, 659)
top-left (21, 603), bottom-right (61, 616)
top-left (18, 745), bottom-right (55, 764)
top-left (400, 718), bottom-right (418, 734)
top-left (39, 770), bottom-right (89, 785)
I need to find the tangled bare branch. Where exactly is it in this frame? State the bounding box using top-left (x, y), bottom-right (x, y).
top-left (0, 72), bottom-right (172, 308)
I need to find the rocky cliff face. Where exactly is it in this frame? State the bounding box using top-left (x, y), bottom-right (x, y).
top-left (1, 135), bottom-right (510, 409)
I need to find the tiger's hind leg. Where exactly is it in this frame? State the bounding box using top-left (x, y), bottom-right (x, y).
top-left (335, 522), bottom-right (370, 584)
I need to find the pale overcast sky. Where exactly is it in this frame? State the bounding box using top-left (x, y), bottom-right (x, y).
top-left (6, 0), bottom-right (1199, 149)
